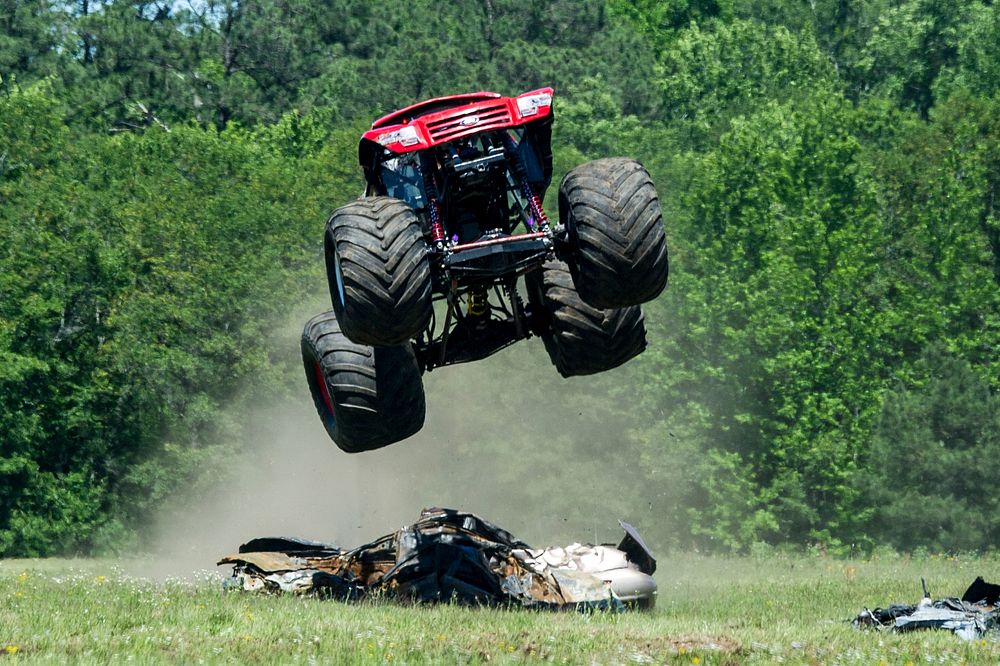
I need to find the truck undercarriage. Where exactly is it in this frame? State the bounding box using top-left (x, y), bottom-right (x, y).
top-left (302, 87), bottom-right (669, 452)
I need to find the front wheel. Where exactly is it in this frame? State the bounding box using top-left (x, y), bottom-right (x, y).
top-left (527, 259), bottom-right (646, 377)
top-left (301, 311), bottom-right (425, 453)
top-left (325, 196), bottom-right (432, 346)
top-left (559, 158), bottom-right (668, 309)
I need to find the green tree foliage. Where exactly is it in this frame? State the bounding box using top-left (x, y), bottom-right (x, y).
top-left (858, 0), bottom-right (978, 116)
top-left (728, 0), bottom-right (889, 92)
top-left (640, 92), bottom-right (888, 548)
top-left (299, 0), bottom-right (660, 121)
top-left (659, 20), bottom-right (837, 146)
top-left (2, 0), bottom-right (1000, 555)
top-left (856, 344), bottom-right (1000, 552)
top-left (0, 82), bottom-right (359, 554)
top-left (67, 1), bottom-right (197, 127)
top-left (944, 3), bottom-right (1000, 98)
top-left (0, 0), bottom-right (68, 91)
top-left (864, 92), bottom-right (1000, 382)
top-left (608, 0), bottom-right (733, 47)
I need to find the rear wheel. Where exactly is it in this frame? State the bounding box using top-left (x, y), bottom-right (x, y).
top-left (559, 158), bottom-right (668, 309)
top-left (301, 311), bottom-right (425, 453)
top-left (325, 196), bottom-right (432, 346)
top-left (527, 259), bottom-right (646, 377)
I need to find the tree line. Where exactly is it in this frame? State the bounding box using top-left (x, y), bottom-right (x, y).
top-left (1, 0), bottom-right (999, 555)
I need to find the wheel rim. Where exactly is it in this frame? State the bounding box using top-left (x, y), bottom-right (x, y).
top-left (332, 244), bottom-right (347, 308)
top-left (559, 191), bottom-right (582, 273)
top-left (313, 360), bottom-right (337, 430)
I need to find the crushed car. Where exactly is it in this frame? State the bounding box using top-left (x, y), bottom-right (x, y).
top-left (218, 507), bottom-right (657, 612)
top-left (853, 577), bottom-right (1000, 640)
top-left (300, 87), bottom-right (669, 452)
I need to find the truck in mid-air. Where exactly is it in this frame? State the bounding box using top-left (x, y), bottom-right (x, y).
top-left (301, 88), bottom-right (668, 452)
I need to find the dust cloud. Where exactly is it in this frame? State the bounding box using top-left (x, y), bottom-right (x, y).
top-left (146, 298), bottom-right (682, 578)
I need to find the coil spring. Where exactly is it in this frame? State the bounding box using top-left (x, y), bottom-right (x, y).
top-left (504, 135), bottom-right (549, 232)
top-left (423, 171), bottom-right (445, 245)
top-left (524, 186), bottom-right (549, 231)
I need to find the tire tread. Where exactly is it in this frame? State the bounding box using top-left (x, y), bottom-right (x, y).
top-left (301, 311), bottom-right (425, 452)
top-left (528, 260), bottom-right (646, 377)
top-left (559, 158), bottom-right (669, 308)
top-left (325, 197), bottom-right (431, 346)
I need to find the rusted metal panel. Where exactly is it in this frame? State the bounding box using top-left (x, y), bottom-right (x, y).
top-left (218, 552), bottom-right (305, 573)
top-left (218, 507), bottom-right (657, 611)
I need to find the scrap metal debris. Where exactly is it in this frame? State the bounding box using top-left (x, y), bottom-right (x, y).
top-left (218, 507), bottom-right (656, 611)
top-left (853, 577), bottom-right (1000, 640)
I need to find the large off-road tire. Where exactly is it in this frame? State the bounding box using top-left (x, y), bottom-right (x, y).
top-left (301, 311), bottom-right (425, 453)
top-left (325, 196), bottom-right (432, 346)
top-left (559, 158), bottom-right (668, 309)
top-left (527, 259), bottom-right (646, 378)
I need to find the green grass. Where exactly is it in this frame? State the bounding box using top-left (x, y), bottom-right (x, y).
top-left (1, 553), bottom-right (998, 664)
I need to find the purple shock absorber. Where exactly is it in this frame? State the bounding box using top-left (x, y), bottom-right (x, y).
top-left (522, 180), bottom-right (549, 232)
top-left (504, 134), bottom-right (549, 233)
top-left (428, 198), bottom-right (445, 245)
top-left (424, 172), bottom-right (445, 247)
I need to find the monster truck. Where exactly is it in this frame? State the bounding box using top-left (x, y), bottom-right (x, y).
top-left (302, 88), bottom-right (668, 452)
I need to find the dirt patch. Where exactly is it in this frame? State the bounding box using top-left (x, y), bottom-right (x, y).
top-left (630, 633), bottom-right (742, 654)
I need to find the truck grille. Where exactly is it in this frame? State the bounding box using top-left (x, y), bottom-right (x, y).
top-left (424, 101), bottom-right (512, 143)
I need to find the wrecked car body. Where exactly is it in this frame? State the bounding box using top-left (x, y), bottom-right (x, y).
top-left (218, 508), bottom-right (657, 611)
top-left (854, 577), bottom-right (1000, 640)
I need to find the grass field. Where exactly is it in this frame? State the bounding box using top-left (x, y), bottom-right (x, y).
top-left (2, 553), bottom-right (998, 664)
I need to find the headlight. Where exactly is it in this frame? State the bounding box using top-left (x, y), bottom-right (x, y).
top-left (376, 126), bottom-right (421, 147)
top-left (517, 92), bottom-right (553, 117)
